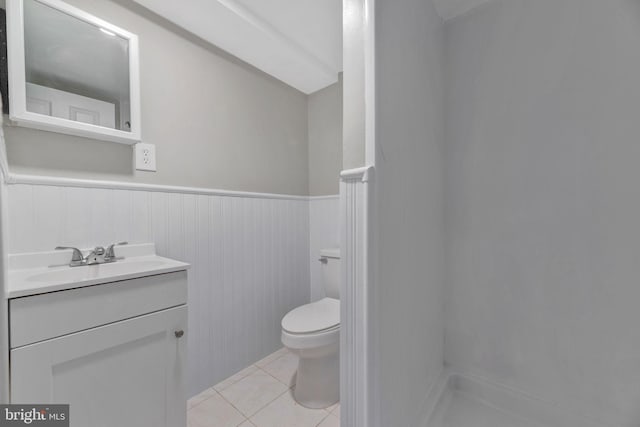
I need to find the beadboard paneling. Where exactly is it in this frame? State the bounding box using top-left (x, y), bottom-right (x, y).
top-left (309, 196), bottom-right (340, 301)
top-left (7, 184), bottom-right (310, 398)
top-left (340, 167), bottom-right (374, 427)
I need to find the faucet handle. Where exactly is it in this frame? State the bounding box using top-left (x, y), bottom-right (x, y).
top-left (105, 241), bottom-right (128, 259)
top-left (55, 246), bottom-right (85, 264)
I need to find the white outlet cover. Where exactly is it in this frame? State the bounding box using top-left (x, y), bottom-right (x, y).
top-left (135, 143), bottom-right (157, 172)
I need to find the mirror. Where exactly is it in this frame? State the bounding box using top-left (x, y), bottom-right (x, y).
top-left (6, 0), bottom-right (141, 144)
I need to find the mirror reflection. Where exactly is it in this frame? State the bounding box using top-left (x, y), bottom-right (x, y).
top-left (23, 0), bottom-right (131, 131)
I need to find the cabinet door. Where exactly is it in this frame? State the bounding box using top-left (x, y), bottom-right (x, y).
top-left (11, 306), bottom-right (187, 427)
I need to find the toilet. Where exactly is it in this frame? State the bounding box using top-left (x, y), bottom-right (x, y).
top-left (281, 248), bottom-right (340, 409)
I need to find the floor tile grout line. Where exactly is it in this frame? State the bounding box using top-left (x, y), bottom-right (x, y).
top-left (247, 389), bottom-right (334, 427)
top-left (189, 365), bottom-right (255, 409)
top-left (235, 415), bottom-right (249, 427)
top-left (216, 365), bottom-right (333, 422)
top-left (194, 369), bottom-right (330, 418)
top-left (214, 370), bottom-right (292, 420)
top-left (214, 387), bottom-right (254, 419)
top-left (186, 387), bottom-right (251, 424)
top-left (191, 354), bottom-right (292, 419)
top-left (188, 389), bottom-right (227, 413)
top-left (256, 349), bottom-right (291, 371)
top-left (244, 387), bottom-right (292, 421)
top-left (188, 389), bottom-right (337, 426)
top-left (314, 411), bottom-right (334, 427)
top-left (213, 349), bottom-right (290, 397)
top-left (254, 347), bottom-right (289, 368)
top-left (255, 363), bottom-right (295, 389)
top-left (257, 350), bottom-right (304, 390)
top-left (191, 347), bottom-right (290, 403)
top-left (186, 391), bottom-right (248, 427)
top-left (187, 388), bottom-right (218, 411)
top-left (213, 364), bottom-right (260, 393)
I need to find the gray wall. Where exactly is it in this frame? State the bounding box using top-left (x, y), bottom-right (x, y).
top-left (308, 80), bottom-right (342, 196)
top-left (4, 0), bottom-right (310, 196)
top-left (444, 1), bottom-right (640, 425)
top-left (374, 0), bottom-right (445, 425)
top-left (342, 0), bottom-right (366, 170)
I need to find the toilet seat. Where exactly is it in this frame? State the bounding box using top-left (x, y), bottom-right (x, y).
top-left (282, 297), bottom-right (340, 335)
top-left (282, 325), bottom-right (339, 350)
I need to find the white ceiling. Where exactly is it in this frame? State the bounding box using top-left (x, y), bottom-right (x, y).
top-left (127, 0), bottom-right (496, 93)
top-left (131, 0), bottom-right (342, 94)
top-left (432, 0), bottom-right (495, 21)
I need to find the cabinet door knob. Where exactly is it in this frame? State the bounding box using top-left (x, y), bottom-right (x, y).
top-left (175, 330), bottom-right (184, 338)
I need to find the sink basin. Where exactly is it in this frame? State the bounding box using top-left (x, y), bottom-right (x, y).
top-left (27, 260), bottom-right (166, 283)
top-left (8, 246), bottom-right (190, 298)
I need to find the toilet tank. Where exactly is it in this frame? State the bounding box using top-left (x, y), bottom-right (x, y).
top-left (320, 248), bottom-right (341, 299)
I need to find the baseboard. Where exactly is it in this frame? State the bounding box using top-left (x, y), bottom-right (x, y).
top-left (414, 367), bottom-right (450, 426)
top-left (420, 368), bottom-right (615, 427)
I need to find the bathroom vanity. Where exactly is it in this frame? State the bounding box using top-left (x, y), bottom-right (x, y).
top-left (6, 244), bottom-right (189, 427)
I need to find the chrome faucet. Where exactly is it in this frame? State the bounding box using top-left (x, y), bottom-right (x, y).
top-left (105, 241), bottom-right (128, 260)
top-left (84, 246), bottom-right (107, 265)
top-left (54, 246), bottom-right (86, 267)
top-left (55, 242), bottom-right (128, 267)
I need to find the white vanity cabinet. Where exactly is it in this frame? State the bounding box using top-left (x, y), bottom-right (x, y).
top-left (8, 270), bottom-right (188, 427)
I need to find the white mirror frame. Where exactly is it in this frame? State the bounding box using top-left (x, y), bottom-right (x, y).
top-left (6, 0), bottom-right (141, 144)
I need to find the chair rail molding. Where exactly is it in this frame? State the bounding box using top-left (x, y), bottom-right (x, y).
top-left (2, 173), bottom-right (309, 201)
top-left (340, 165), bottom-right (374, 427)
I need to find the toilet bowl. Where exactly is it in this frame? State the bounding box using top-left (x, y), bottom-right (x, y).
top-left (281, 248), bottom-right (340, 409)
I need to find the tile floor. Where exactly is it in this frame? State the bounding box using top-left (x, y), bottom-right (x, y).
top-left (188, 348), bottom-right (340, 427)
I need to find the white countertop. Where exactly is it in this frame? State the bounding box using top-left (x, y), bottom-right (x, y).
top-left (7, 244), bottom-right (190, 298)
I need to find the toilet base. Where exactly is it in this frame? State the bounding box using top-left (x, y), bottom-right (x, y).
top-left (289, 341), bottom-right (339, 409)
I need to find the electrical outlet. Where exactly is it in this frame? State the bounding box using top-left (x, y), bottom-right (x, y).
top-left (135, 143), bottom-right (157, 172)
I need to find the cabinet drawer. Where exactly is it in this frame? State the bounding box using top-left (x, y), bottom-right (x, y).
top-left (10, 271), bottom-right (187, 348)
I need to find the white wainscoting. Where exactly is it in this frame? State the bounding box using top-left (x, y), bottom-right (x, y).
top-left (340, 166), bottom-right (374, 427)
top-left (309, 196), bottom-right (340, 301)
top-left (7, 183), bottom-right (311, 397)
top-left (0, 182), bottom-right (9, 403)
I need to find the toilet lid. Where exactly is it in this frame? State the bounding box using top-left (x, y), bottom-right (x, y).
top-left (282, 298), bottom-right (340, 334)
